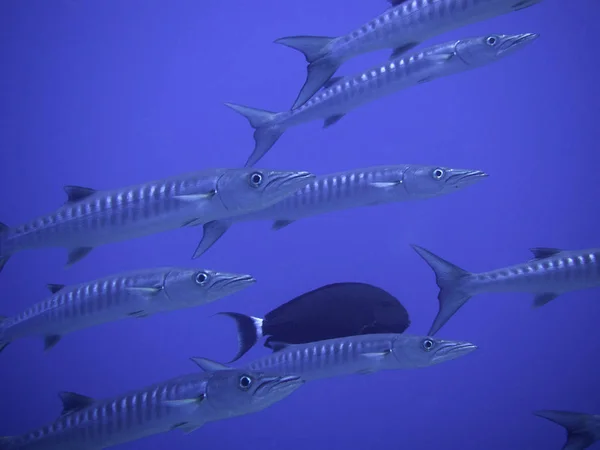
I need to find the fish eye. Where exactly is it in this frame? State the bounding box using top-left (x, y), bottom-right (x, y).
top-left (486, 36), bottom-right (498, 46)
top-left (239, 375), bottom-right (253, 390)
top-left (194, 271), bottom-right (209, 286)
top-left (422, 339), bottom-right (435, 351)
top-left (432, 169), bottom-right (444, 180)
top-left (249, 172), bottom-right (264, 187)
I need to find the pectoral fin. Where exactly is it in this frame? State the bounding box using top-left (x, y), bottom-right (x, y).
top-left (66, 247), bottom-right (93, 267)
top-left (44, 335), bottom-right (62, 351)
top-left (163, 395), bottom-right (205, 407)
top-left (360, 350), bottom-right (392, 360)
top-left (173, 191), bottom-right (216, 202)
top-left (323, 114), bottom-right (346, 128)
top-left (125, 286), bottom-right (163, 295)
top-left (192, 220), bottom-right (232, 259)
top-left (424, 53), bottom-right (454, 63)
top-left (533, 293), bottom-right (559, 308)
top-left (272, 220), bottom-right (295, 231)
top-left (369, 181), bottom-right (401, 188)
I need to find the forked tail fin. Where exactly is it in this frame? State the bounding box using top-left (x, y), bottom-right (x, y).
top-left (411, 245), bottom-right (473, 336)
top-left (274, 36), bottom-right (339, 109)
top-left (534, 410), bottom-right (600, 450)
top-left (218, 312), bottom-right (264, 362)
top-left (224, 103), bottom-right (284, 167)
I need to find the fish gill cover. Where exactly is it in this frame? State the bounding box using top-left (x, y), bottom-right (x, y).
top-left (0, 0), bottom-right (598, 450)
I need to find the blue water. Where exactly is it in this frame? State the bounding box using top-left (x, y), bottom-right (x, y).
top-left (1, 0), bottom-right (599, 448)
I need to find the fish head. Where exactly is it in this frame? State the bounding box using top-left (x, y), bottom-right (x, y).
top-left (163, 269), bottom-right (255, 307)
top-left (205, 369), bottom-right (304, 417)
top-left (216, 168), bottom-right (314, 214)
top-left (454, 33), bottom-right (538, 66)
top-left (391, 335), bottom-right (477, 368)
top-left (402, 165), bottom-right (488, 198)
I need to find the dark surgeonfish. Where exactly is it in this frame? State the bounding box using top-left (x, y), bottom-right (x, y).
top-left (534, 410), bottom-right (600, 450)
top-left (411, 245), bottom-right (600, 335)
top-left (277, 0), bottom-right (544, 109)
top-left (220, 282), bottom-right (411, 362)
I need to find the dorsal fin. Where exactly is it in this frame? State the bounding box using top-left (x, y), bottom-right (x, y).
top-left (529, 247), bottom-right (563, 260)
top-left (63, 186), bottom-right (97, 204)
top-left (58, 391), bottom-right (94, 416)
top-left (47, 284), bottom-right (65, 294)
top-left (190, 357), bottom-right (231, 372)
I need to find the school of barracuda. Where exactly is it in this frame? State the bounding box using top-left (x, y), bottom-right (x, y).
top-left (1, 0), bottom-right (598, 449)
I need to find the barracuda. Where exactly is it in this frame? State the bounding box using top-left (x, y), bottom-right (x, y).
top-left (194, 164), bottom-right (487, 257)
top-left (226, 33), bottom-right (538, 167)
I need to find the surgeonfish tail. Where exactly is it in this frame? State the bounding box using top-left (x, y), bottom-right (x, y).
top-left (274, 36), bottom-right (339, 109)
top-left (218, 312), bottom-right (264, 362)
top-left (534, 410), bottom-right (599, 450)
top-left (410, 245), bottom-right (473, 336)
top-left (223, 103), bottom-right (284, 167)
top-left (0, 221), bottom-right (10, 274)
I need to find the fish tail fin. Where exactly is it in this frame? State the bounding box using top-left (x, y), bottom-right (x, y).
top-left (223, 103), bottom-right (284, 167)
top-left (0, 222), bottom-right (11, 274)
top-left (411, 245), bottom-right (473, 336)
top-left (0, 316), bottom-right (10, 353)
top-left (274, 35), bottom-right (339, 109)
top-left (534, 410), bottom-right (599, 450)
top-left (218, 312), bottom-right (264, 362)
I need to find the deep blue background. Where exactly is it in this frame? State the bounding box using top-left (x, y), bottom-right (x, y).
top-left (1, 0), bottom-right (599, 448)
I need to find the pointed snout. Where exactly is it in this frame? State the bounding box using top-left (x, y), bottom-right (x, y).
top-left (215, 273), bottom-right (256, 296)
top-left (498, 33), bottom-right (539, 54)
top-left (446, 169), bottom-right (488, 189)
top-left (432, 340), bottom-right (478, 364)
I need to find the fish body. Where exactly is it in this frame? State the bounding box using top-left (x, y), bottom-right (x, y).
top-left (0, 365), bottom-right (303, 450)
top-left (277, 0), bottom-right (544, 108)
top-left (220, 282), bottom-right (411, 361)
top-left (195, 165), bottom-right (487, 256)
top-left (412, 245), bottom-right (600, 335)
top-left (242, 333), bottom-right (477, 381)
top-left (0, 168), bottom-right (314, 272)
top-left (226, 33), bottom-right (538, 166)
top-left (0, 267), bottom-right (255, 353)
top-left (534, 410), bottom-right (600, 450)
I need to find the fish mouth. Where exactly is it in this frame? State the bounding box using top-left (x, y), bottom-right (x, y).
top-left (446, 169), bottom-right (488, 189)
top-left (432, 341), bottom-right (478, 364)
top-left (213, 274), bottom-right (256, 294)
top-left (255, 375), bottom-right (304, 397)
top-left (497, 33), bottom-right (539, 55)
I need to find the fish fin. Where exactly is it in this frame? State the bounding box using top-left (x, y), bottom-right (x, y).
top-left (534, 410), bottom-right (599, 450)
top-left (323, 114), bottom-right (346, 128)
top-left (63, 185), bottom-right (97, 204)
top-left (424, 53), bottom-right (454, 63)
top-left (529, 247), bottom-right (563, 260)
top-left (390, 42), bottom-right (419, 59)
top-left (182, 218), bottom-right (205, 227)
top-left (267, 340), bottom-right (290, 352)
top-left (387, 0), bottom-right (411, 5)
top-left (533, 293), bottom-right (559, 308)
top-left (47, 284), bottom-right (66, 294)
top-left (173, 191), bottom-right (216, 202)
top-left (163, 394), bottom-right (205, 407)
top-left (272, 220), bottom-right (295, 231)
top-left (217, 312), bottom-right (264, 362)
top-left (171, 422), bottom-right (203, 433)
top-left (411, 245), bottom-right (472, 336)
top-left (0, 222), bottom-right (10, 274)
top-left (274, 36), bottom-right (339, 109)
top-left (224, 102), bottom-right (283, 167)
top-left (369, 181), bottom-right (401, 188)
top-left (192, 220), bottom-right (232, 259)
top-left (44, 335), bottom-right (62, 351)
top-left (66, 247), bottom-right (93, 267)
top-left (58, 391), bottom-right (95, 416)
top-left (124, 286), bottom-right (163, 295)
top-left (321, 76), bottom-right (343, 90)
top-left (360, 350), bottom-right (392, 360)
top-left (127, 310), bottom-right (150, 318)
top-left (356, 368), bottom-right (377, 375)
top-left (417, 76), bottom-right (435, 84)
top-left (190, 357), bottom-right (232, 372)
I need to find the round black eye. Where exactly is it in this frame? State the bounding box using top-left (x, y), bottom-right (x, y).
top-left (194, 272), bottom-right (209, 285)
top-left (433, 169), bottom-right (444, 179)
top-left (239, 375), bottom-right (252, 390)
top-left (422, 339), bottom-right (434, 351)
top-left (486, 36), bottom-right (497, 46)
top-left (249, 172), bottom-right (263, 187)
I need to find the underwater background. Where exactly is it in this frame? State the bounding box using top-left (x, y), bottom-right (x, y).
top-left (1, 0), bottom-right (599, 448)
